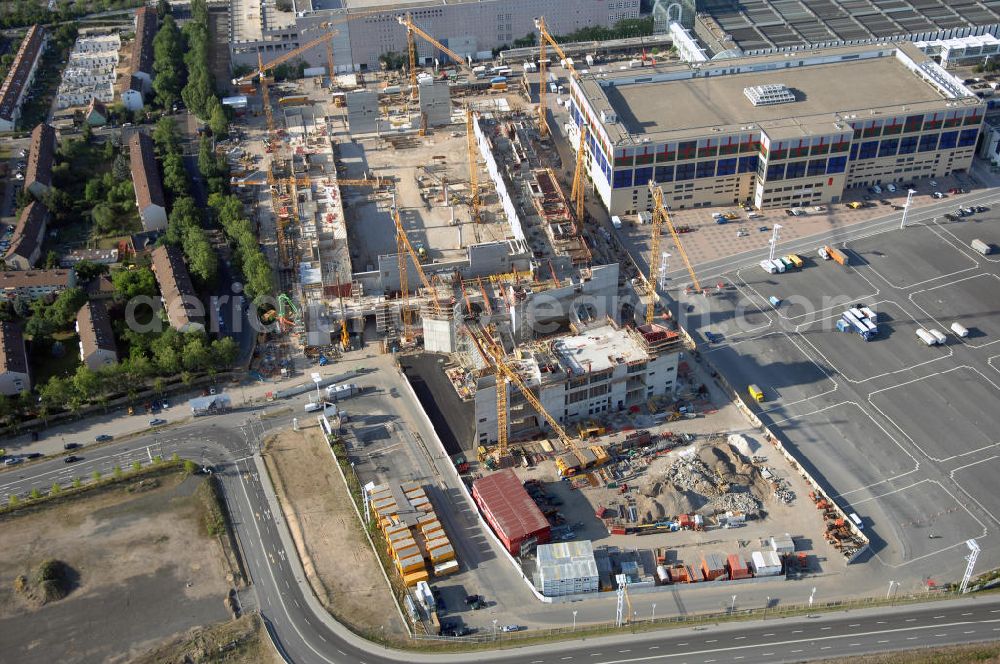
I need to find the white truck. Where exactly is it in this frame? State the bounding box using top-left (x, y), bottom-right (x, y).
top-left (971, 239), bottom-right (993, 255)
top-left (951, 322), bottom-right (969, 337)
top-left (915, 329), bottom-right (939, 346)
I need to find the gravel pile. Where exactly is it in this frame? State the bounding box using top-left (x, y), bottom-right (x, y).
top-left (709, 491), bottom-right (763, 519)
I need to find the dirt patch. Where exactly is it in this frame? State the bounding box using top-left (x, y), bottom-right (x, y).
top-left (132, 612), bottom-right (281, 664)
top-left (263, 425), bottom-right (405, 637)
top-left (0, 473), bottom-right (235, 663)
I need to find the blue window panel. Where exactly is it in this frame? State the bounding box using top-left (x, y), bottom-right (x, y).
top-left (898, 136), bottom-right (918, 154)
top-left (716, 158), bottom-right (737, 176)
top-left (784, 161), bottom-right (806, 179)
top-left (737, 155), bottom-right (758, 173)
top-left (878, 138), bottom-right (898, 158)
top-left (612, 169), bottom-right (633, 189)
top-left (859, 140), bottom-right (879, 159)
top-left (849, 143), bottom-right (859, 160)
top-left (766, 163), bottom-right (785, 181)
top-left (938, 131), bottom-right (958, 149)
top-left (696, 161), bottom-right (716, 178)
top-left (826, 156), bottom-right (847, 174)
top-left (918, 133), bottom-right (939, 152)
top-left (654, 165), bottom-right (674, 182)
top-left (633, 167), bottom-right (653, 187)
top-left (958, 129), bottom-right (979, 147)
top-left (675, 163), bottom-right (695, 181)
top-left (807, 158), bottom-right (826, 177)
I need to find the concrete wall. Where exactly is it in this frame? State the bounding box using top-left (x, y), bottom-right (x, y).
top-left (345, 90), bottom-right (379, 136)
top-left (509, 264), bottom-right (620, 341)
top-left (418, 82), bottom-right (452, 128)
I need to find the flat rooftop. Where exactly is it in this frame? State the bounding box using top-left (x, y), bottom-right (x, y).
top-left (551, 324), bottom-right (647, 375)
top-left (580, 43), bottom-right (981, 144)
top-left (310, 0), bottom-right (476, 10)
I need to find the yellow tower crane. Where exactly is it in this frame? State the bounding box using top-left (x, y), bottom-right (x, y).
top-left (570, 124), bottom-right (588, 226)
top-left (534, 16), bottom-right (579, 139)
top-left (466, 322), bottom-right (608, 473)
top-left (466, 107), bottom-right (482, 224)
top-left (646, 181), bottom-right (702, 324)
top-left (398, 12), bottom-right (468, 100)
top-left (392, 202), bottom-right (446, 342)
top-left (233, 29), bottom-right (342, 138)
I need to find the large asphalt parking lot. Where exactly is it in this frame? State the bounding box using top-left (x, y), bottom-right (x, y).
top-left (686, 212), bottom-right (1000, 581)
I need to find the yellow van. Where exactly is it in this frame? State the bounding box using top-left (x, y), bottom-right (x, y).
top-left (785, 254), bottom-right (803, 269)
top-left (748, 384), bottom-right (765, 402)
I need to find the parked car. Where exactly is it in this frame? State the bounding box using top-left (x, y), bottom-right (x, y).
top-left (25, 452), bottom-right (43, 459)
top-left (4, 457), bottom-right (22, 466)
top-left (95, 434), bottom-right (113, 442)
top-left (501, 625), bottom-right (521, 633)
top-left (63, 442), bottom-right (81, 450)
top-left (64, 455), bottom-right (80, 463)
top-left (149, 418), bottom-right (167, 426)
top-left (932, 191), bottom-right (945, 199)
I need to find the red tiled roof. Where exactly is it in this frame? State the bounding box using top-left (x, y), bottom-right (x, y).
top-left (0, 25), bottom-right (45, 122)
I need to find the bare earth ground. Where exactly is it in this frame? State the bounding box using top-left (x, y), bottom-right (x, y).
top-left (132, 612), bottom-right (283, 664)
top-left (0, 473), bottom-right (233, 663)
top-left (263, 425), bottom-right (406, 637)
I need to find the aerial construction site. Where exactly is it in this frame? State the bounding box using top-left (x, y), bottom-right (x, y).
top-left (229, 13), bottom-right (871, 635)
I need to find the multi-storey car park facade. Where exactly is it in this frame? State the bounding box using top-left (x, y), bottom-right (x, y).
top-left (229, 0), bottom-right (640, 72)
top-left (568, 42), bottom-right (985, 215)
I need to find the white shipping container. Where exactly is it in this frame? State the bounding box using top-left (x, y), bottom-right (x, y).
top-left (760, 259), bottom-right (777, 274)
top-left (656, 565), bottom-right (671, 584)
top-left (951, 322), bottom-right (969, 337)
top-left (770, 259), bottom-right (786, 273)
top-left (585, 54), bottom-right (594, 67)
top-left (916, 328), bottom-right (937, 346)
top-left (929, 329), bottom-right (947, 345)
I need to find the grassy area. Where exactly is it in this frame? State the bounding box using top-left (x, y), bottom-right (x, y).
top-left (29, 336), bottom-right (82, 387)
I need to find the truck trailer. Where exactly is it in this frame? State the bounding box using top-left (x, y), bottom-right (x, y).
top-left (971, 239), bottom-right (993, 255)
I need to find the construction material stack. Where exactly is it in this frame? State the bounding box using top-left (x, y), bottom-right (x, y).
top-left (367, 481), bottom-right (456, 586)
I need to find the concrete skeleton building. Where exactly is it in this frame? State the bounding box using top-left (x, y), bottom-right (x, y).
top-left (567, 42), bottom-right (985, 214)
top-left (0, 269), bottom-right (76, 301)
top-left (76, 300), bottom-right (119, 371)
top-left (4, 201), bottom-right (49, 271)
top-left (151, 245), bottom-right (204, 333)
top-left (0, 321), bottom-right (30, 396)
top-left (0, 25), bottom-right (46, 132)
top-left (229, 0), bottom-right (640, 72)
top-left (129, 132), bottom-right (168, 232)
top-left (24, 123), bottom-right (55, 200)
top-left (474, 322), bottom-right (683, 447)
top-left (56, 33), bottom-right (121, 110)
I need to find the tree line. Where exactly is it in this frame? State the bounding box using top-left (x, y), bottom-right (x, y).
top-left (207, 192), bottom-right (273, 305)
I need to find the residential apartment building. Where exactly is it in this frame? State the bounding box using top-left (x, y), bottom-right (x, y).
top-left (474, 323), bottom-right (682, 447)
top-left (56, 33), bottom-right (120, 110)
top-left (129, 132), bottom-right (168, 231)
top-left (0, 25), bottom-right (46, 132)
top-left (4, 201), bottom-right (49, 270)
top-left (229, 0), bottom-right (640, 72)
top-left (130, 7), bottom-right (157, 95)
top-left (0, 321), bottom-right (30, 396)
top-left (568, 42), bottom-right (985, 214)
top-left (24, 123), bottom-right (55, 199)
top-left (76, 300), bottom-right (118, 370)
top-left (151, 245), bottom-right (204, 333)
top-left (0, 269), bottom-right (75, 301)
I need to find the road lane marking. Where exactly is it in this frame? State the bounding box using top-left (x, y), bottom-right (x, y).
top-left (821, 646), bottom-right (831, 650)
top-left (733, 636), bottom-right (745, 640)
top-left (962, 612), bottom-right (974, 616)
top-left (934, 615), bottom-right (946, 619)
top-left (762, 634), bottom-right (774, 637)
top-left (849, 624), bottom-right (860, 627)
top-left (648, 646), bottom-right (659, 650)
top-left (850, 643), bottom-right (861, 647)
top-left (820, 626), bottom-right (832, 630)
top-left (877, 640), bottom-right (890, 643)
top-left (791, 630), bottom-right (803, 633)
top-left (964, 630), bottom-right (976, 634)
top-left (906, 618), bottom-right (917, 622)
top-left (907, 636), bottom-right (918, 640)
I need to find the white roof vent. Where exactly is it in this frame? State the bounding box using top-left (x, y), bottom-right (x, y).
top-left (600, 109), bottom-right (618, 123)
top-left (744, 83), bottom-right (796, 106)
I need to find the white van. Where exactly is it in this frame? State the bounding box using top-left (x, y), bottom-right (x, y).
top-left (871, 184), bottom-right (883, 194)
top-left (886, 183), bottom-right (897, 193)
top-left (304, 402), bottom-right (322, 413)
top-left (747, 211), bottom-right (762, 219)
top-left (611, 215), bottom-right (622, 229)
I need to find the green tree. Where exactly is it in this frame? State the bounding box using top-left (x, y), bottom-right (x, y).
top-left (152, 15), bottom-right (184, 109)
top-left (162, 151), bottom-right (189, 198)
top-left (50, 482), bottom-right (61, 495)
top-left (182, 336), bottom-right (211, 372)
top-left (208, 99), bottom-right (228, 137)
top-left (91, 202), bottom-right (117, 234)
top-left (211, 336), bottom-right (239, 369)
top-left (9, 494), bottom-right (19, 507)
top-left (183, 459), bottom-right (197, 474)
top-left (44, 250), bottom-right (60, 269)
top-left (72, 365), bottom-right (101, 402)
top-left (113, 465), bottom-right (123, 479)
top-left (111, 266), bottom-right (157, 300)
top-left (132, 460), bottom-right (142, 472)
top-left (152, 116), bottom-right (182, 154)
top-left (84, 178), bottom-right (104, 204)
top-left (30, 488), bottom-right (41, 500)
top-left (112, 152), bottom-right (131, 181)
top-left (92, 470), bottom-right (101, 482)
top-left (72, 260), bottom-right (108, 283)
top-left (39, 377), bottom-right (72, 411)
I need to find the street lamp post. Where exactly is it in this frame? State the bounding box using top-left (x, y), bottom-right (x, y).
top-left (731, 595), bottom-right (737, 613)
top-left (900, 189), bottom-right (916, 229)
top-left (764, 596), bottom-right (770, 620)
top-left (572, 610), bottom-right (577, 631)
top-left (887, 580), bottom-right (897, 601)
top-left (809, 587), bottom-right (816, 609)
top-left (651, 603), bottom-right (656, 622)
top-left (492, 618), bottom-right (498, 639)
